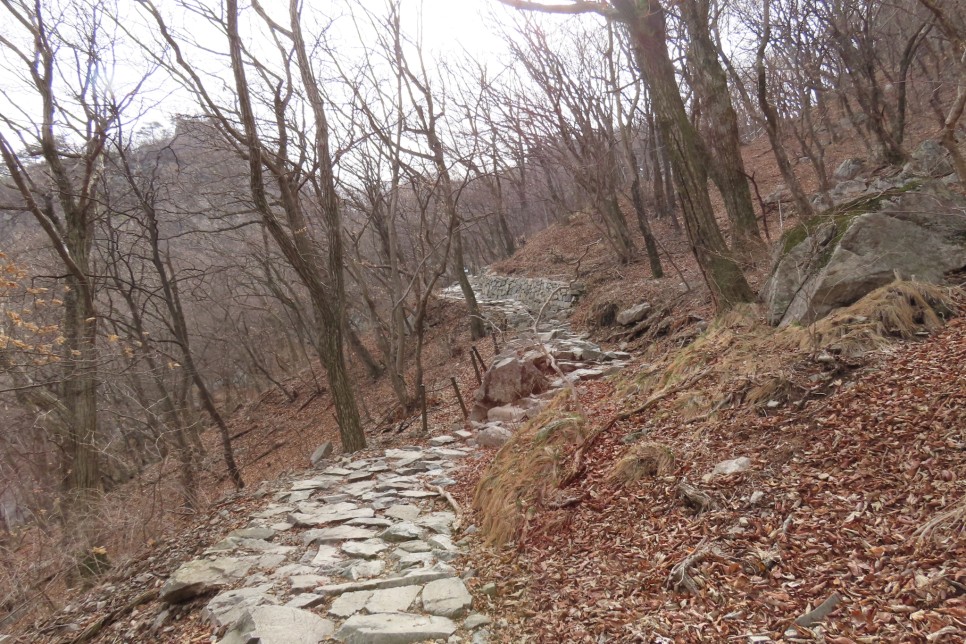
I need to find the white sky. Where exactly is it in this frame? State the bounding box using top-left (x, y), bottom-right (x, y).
top-left (0, 0), bottom-right (587, 148)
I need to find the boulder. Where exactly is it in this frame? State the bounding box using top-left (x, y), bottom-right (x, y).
top-left (763, 183), bottom-right (966, 325)
top-left (833, 157), bottom-right (865, 181)
top-left (160, 557), bottom-right (253, 603)
top-left (764, 184), bottom-right (792, 205)
top-left (616, 302), bottom-right (652, 326)
top-left (829, 179), bottom-right (867, 204)
top-left (486, 405), bottom-right (527, 424)
top-left (476, 426), bottom-right (512, 448)
top-left (476, 357), bottom-right (549, 407)
top-left (905, 139), bottom-right (953, 178)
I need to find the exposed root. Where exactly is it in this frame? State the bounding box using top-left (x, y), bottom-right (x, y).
top-left (914, 495), bottom-right (966, 547)
top-left (677, 481), bottom-right (717, 513)
top-left (667, 538), bottom-right (711, 595)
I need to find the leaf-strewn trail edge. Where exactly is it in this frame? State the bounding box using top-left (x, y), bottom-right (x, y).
top-left (453, 298), bottom-right (966, 643)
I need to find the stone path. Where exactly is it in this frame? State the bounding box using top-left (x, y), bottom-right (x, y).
top-left (159, 445), bottom-right (493, 643)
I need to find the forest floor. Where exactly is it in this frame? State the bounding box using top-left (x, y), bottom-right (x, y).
top-left (7, 124), bottom-right (966, 642)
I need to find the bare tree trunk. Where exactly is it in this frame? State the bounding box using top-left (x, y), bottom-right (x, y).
top-left (613, 0), bottom-right (755, 310)
top-left (679, 0), bottom-right (762, 251)
top-left (756, 0), bottom-right (815, 219)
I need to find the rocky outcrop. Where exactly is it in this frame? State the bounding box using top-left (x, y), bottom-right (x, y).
top-left (763, 182), bottom-right (966, 326)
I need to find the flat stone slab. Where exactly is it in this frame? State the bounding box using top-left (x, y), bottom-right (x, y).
top-left (335, 613), bottom-right (457, 644)
top-left (311, 545), bottom-right (343, 566)
top-left (342, 540), bottom-right (388, 559)
top-left (397, 490), bottom-right (438, 499)
top-left (229, 527), bottom-right (276, 541)
top-left (380, 522), bottom-right (423, 542)
top-left (160, 557), bottom-right (253, 603)
top-left (203, 587), bottom-right (278, 627)
top-left (347, 559), bottom-right (386, 580)
top-left (429, 435), bottom-right (457, 446)
top-left (313, 507), bottom-right (375, 525)
top-left (285, 593), bottom-right (325, 609)
top-left (290, 478), bottom-right (340, 491)
top-left (367, 585), bottom-right (422, 613)
top-left (221, 605), bottom-right (334, 644)
top-left (319, 569), bottom-right (454, 597)
top-left (384, 504), bottom-right (420, 522)
top-left (310, 525), bottom-right (378, 544)
top-left (422, 577), bottom-right (472, 618)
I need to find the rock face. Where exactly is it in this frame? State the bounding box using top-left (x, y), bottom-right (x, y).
top-left (763, 183), bottom-right (966, 326)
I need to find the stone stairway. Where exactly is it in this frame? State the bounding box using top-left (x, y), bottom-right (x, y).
top-left (159, 444), bottom-right (493, 643)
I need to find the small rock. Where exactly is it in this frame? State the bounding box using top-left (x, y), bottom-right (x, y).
top-left (430, 435), bottom-right (457, 446)
top-left (464, 614), bottom-right (492, 630)
top-left (310, 441), bottom-right (334, 467)
top-left (705, 457), bottom-right (753, 480)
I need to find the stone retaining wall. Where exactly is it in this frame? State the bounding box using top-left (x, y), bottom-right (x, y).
top-left (469, 273), bottom-right (584, 318)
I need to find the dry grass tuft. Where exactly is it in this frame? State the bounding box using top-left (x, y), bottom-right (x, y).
top-left (473, 392), bottom-right (586, 546)
top-left (801, 281), bottom-right (956, 357)
top-left (608, 442), bottom-right (675, 485)
top-left (619, 282), bottom-right (959, 419)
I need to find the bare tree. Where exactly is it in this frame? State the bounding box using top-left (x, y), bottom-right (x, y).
top-left (500, 0), bottom-right (755, 310)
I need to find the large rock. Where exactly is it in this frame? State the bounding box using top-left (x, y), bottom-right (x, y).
top-left (905, 139), bottom-right (953, 178)
top-left (160, 557), bottom-right (253, 603)
top-left (616, 302), bottom-right (652, 326)
top-left (763, 183), bottom-right (966, 325)
top-left (833, 157), bottom-right (865, 181)
top-left (220, 606), bottom-right (334, 644)
top-left (479, 357), bottom-right (549, 406)
top-left (470, 356), bottom-right (549, 421)
top-left (476, 426), bottom-right (512, 448)
top-left (335, 613), bottom-right (457, 644)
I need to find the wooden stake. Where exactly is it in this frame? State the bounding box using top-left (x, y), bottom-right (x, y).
top-left (450, 377), bottom-right (468, 418)
top-left (491, 331), bottom-right (499, 354)
top-left (472, 345), bottom-right (488, 372)
top-left (469, 346), bottom-right (482, 383)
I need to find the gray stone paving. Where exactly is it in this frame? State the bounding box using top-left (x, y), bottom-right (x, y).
top-left (160, 443), bottom-right (491, 643)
